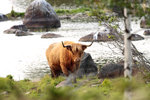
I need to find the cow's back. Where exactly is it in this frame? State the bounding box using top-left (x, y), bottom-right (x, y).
top-left (46, 43), bottom-right (62, 69)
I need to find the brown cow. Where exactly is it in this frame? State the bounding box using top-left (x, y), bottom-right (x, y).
top-left (46, 41), bottom-right (93, 77)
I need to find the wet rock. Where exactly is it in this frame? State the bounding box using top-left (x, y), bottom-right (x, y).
top-left (4, 29), bottom-right (18, 34)
top-left (15, 30), bottom-right (33, 36)
top-left (11, 25), bottom-right (28, 32)
top-left (77, 52), bottom-right (98, 78)
top-left (0, 14), bottom-right (8, 21)
top-left (41, 33), bottom-right (62, 38)
top-left (4, 28), bottom-right (33, 36)
top-left (79, 26), bottom-right (120, 42)
top-left (23, 0), bottom-right (61, 30)
top-left (79, 32), bottom-right (120, 42)
top-left (144, 30), bottom-right (150, 36)
top-left (128, 34), bottom-right (144, 41)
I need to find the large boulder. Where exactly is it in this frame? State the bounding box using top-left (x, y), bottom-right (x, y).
top-left (77, 52), bottom-right (98, 78)
top-left (97, 62), bottom-right (139, 79)
top-left (0, 14), bottom-right (8, 21)
top-left (23, 0), bottom-right (61, 30)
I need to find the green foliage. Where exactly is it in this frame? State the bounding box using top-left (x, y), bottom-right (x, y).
top-left (44, 86), bottom-right (73, 100)
top-left (1, 75), bottom-right (150, 100)
top-left (55, 7), bottom-right (90, 15)
top-left (6, 75), bottom-right (14, 80)
top-left (0, 77), bottom-right (14, 93)
top-left (6, 8), bottom-right (24, 19)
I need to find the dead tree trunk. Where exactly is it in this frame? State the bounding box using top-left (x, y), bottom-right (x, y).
top-left (124, 7), bottom-right (132, 79)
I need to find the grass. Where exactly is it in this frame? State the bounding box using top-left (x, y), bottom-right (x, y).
top-left (55, 7), bottom-right (90, 15)
top-left (0, 74), bottom-right (150, 100)
top-left (6, 7), bottom-right (91, 19)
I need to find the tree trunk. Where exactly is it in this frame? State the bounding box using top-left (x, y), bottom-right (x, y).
top-left (123, 7), bottom-right (133, 100)
top-left (124, 7), bottom-right (132, 79)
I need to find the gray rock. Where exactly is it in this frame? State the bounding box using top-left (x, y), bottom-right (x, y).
top-left (77, 52), bottom-right (98, 78)
top-left (41, 33), bottom-right (62, 38)
top-left (4, 29), bottom-right (17, 34)
top-left (97, 61), bottom-right (139, 79)
top-left (15, 30), bottom-right (33, 36)
top-left (127, 34), bottom-right (144, 41)
top-left (79, 32), bottom-right (120, 42)
top-left (98, 63), bottom-right (124, 79)
top-left (11, 25), bottom-right (28, 32)
top-left (23, 0), bottom-right (61, 30)
top-left (144, 30), bottom-right (150, 36)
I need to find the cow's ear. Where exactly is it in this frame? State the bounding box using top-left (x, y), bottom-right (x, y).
top-left (82, 45), bottom-right (87, 50)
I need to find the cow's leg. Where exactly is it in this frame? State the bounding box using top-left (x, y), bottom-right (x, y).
top-left (60, 63), bottom-right (69, 76)
top-left (51, 69), bottom-right (57, 78)
top-left (49, 64), bottom-right (58, 78)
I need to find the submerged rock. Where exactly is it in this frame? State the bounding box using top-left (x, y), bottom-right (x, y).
top-left (23, 0), bottom-right (61, 30)
top-left (15, 30), bottom-right (33, 36)
top-left (4, 29), bottom-right (18, 34)
top-left (11, 25), bottom-right (28, 32)
top-left (4, 25), bottom-right (33, 36)
top-left (41, 33), bottom-right (62, 38)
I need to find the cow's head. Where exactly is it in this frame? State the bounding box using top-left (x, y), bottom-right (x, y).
top-left (62, 41), bottom-right (93, 64)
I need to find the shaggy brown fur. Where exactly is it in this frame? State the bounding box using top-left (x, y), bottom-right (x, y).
top-left (46, 41), bottom-right (93, 77)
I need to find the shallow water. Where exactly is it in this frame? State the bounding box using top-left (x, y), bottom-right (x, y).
top-left (0, 19), bottom-right (150, 80)
top-left (0, 19), bottom-right (123, 80)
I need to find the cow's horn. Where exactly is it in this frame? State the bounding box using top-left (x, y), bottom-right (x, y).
top-left (62, 41), bottom-right (71, 48)
top-left (62, 41), bottom-right (65, 47)
top-left (86, 41), bottom-right (94, 47)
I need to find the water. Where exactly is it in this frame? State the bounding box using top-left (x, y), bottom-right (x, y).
top-left (0, 0), bottom-right (150, 80)
top-left (0, 0), bottom-right (78, 14)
